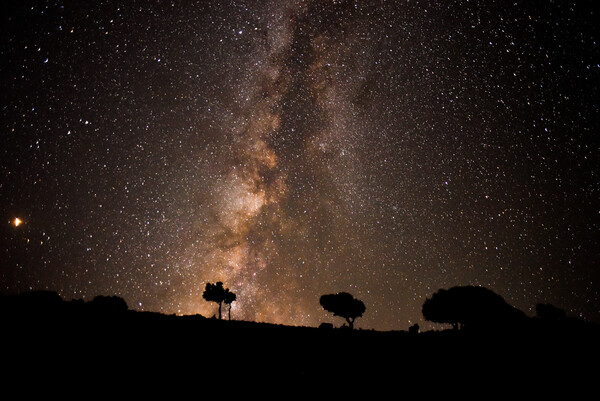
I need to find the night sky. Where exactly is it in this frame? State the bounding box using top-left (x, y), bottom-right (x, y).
top-left (1, 0), bottom-right (598, 331)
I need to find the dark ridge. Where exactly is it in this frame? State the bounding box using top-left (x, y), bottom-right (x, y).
top-left (1, 291), bottom-right (598, 392)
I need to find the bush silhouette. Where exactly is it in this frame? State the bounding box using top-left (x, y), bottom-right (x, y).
top-left (90, 295), bottom-right (128, 313)
top-left (0, 291), bottom-right (63, 318)
top-left (422, 285), bottom-right (525, 330)
top-left (319, 292), bottom-right (366, 329)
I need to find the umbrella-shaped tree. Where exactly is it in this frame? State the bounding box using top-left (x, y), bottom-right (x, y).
top-left (422, 285), bottom-right (526, 330)
top-left (320, 292), bottom-right (366, 329)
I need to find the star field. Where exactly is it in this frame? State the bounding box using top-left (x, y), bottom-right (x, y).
top-left (1, 0), bottom-right (598, 331)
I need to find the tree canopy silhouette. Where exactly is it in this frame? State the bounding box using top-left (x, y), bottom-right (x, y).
top-left (422, 285), bottom-right (525, 330)
top-left (203, 282), bottom-right (235, 320)
top-left (320, 292), bottom-right (366, 329)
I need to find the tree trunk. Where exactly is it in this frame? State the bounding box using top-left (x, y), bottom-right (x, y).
top-left (218, 302), bottom-right (222, 319)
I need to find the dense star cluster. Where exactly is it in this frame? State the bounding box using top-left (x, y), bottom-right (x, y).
top-left (1, 0), bottom-right (598, 330)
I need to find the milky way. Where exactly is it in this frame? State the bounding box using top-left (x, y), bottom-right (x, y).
top-left (1, 0), bottom-right (598, 330)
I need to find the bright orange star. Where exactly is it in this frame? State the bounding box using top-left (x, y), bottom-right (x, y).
top-left (13, 217), bottom-right (22, 227)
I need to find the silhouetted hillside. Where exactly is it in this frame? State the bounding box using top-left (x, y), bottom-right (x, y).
top-left (1, 291), bottom-right (598, 392)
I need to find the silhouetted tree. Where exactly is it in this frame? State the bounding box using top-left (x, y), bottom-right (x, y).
top-left (203, 282), bottom-right (232, 319)
top-left (536, 303), bottom-right (566, 320)
top-left (320, 292), bottom-right (366, 329)
top-left (422, 286), bottom-right (525, 330)
top-left (224, 289), bottom-right (236, 321)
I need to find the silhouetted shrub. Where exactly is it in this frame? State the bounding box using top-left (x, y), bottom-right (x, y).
top-left (91, 295), bottom-right (128, 312)
top-left (1, 291), bottom-right (63, 315)
top-left (19, 290), bottom-right (62, 305)
top-left (409, 323), bottom-right (420, 335)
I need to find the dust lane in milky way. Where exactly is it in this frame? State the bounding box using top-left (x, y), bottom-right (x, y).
top-left (0, 0), bottom-right (598, 330)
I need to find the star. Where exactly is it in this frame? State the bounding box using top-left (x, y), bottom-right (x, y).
top-left (0, 0), bottom-right (597, 331)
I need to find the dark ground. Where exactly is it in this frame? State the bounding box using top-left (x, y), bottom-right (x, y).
top-left (1, 291), bottom-right (598, 396)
